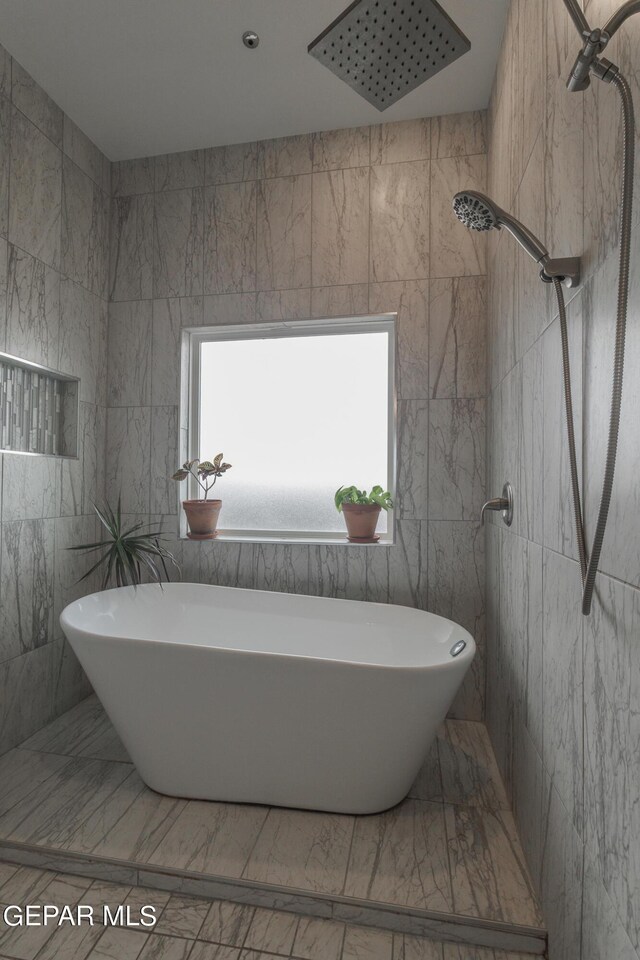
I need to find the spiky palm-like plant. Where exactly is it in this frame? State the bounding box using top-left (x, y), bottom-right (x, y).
top-left (69, 499), bottom-right (180, 589)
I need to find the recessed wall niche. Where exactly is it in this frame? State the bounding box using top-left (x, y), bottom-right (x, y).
top-left (0, 352), bottom-right (80, 458)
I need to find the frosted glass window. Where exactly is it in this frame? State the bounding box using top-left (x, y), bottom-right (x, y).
top-left (194, 321), bottom-right (394, 537)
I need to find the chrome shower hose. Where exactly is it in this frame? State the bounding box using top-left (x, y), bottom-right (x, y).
top-left (555, 71), bottom-right (634, 615)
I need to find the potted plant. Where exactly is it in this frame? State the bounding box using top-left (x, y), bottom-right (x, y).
top-left (69, 498), bottom-right (180, 588)
top-left (172, 455), bottom-right (232, 540)
top-left (334, 485), bottom-right (393, 543)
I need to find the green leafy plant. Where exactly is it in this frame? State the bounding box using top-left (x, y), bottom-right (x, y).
top-left (68, 499), bottom-right (180, 589)
top-left (171, 454), bottom-right (232, 500)
top-left (334, 485), bottom-right (394, 511)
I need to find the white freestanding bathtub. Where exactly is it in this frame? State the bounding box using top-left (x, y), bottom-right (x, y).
top-left (61, 582), bottom-right (475, 815)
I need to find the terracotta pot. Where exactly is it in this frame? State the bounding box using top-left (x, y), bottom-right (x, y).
top-left (341, 503), bottom-right (382, 543)
top-left (183, 499), bottom-right (222, 540)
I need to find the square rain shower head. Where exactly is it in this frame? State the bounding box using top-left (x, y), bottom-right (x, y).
top-left (308, 0), bottom-right (471, 110)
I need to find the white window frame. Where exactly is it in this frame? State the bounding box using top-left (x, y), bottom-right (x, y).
top-left (179, 314), bottom-right (397, 545)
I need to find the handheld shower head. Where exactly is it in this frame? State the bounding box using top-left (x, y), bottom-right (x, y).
top-left (452, 190), bottom-right (581, 288)
top-left (452, 191), bottom-right (499, 232)
top-left (453, 190), bottom-right (549, 263)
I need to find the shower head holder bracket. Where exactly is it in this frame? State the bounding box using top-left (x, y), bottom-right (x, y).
top-left (540, 256), bottom-right (581, 289)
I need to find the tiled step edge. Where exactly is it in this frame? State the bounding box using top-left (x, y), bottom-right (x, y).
top-left (0, 840), bottom-right (547, 956)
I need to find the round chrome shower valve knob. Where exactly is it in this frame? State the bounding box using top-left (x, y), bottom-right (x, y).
top-left (242, 31), bottom-right (259, 49)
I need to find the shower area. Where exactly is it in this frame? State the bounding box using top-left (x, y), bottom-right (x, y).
top-left (485, 1), bottom-right (640, 959)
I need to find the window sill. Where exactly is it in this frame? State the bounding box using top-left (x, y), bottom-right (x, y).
top-left (179, 532), bottom-right (396, 547)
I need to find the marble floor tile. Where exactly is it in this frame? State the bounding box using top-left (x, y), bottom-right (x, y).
top-left (86, 927), bottom-right (149, 959)
top-left (90, 779), bottom-right (187, 864)
top-left (0, 756), bottom-right (132, 847)
top-left (344, 800), bottom-right (452, 912)
top-left (242, 907), bottom-right (298, 954)
top-left (64, 769), bottom-right (149, 855)
top-left (0, 856), bottom-right (543, 958)
top-left (190, 945), bottom-right (240, 960)
top-left (34, 922), bottom-right (105, 960)
top-left (442, 950), bottom-right (534, 960)
top-left (81, 879), bottom-right (133, 916)
top-left (407, 737), bottom-right (442, 803)
top-left (445, 805), bottom-right (542, 927)
top-left (342, 925), bottom-right (393, 960)
top-left (125, 886), bottom-right (171, 920)
top-left (148, 802), bottom-right (268, 878)
top-left (438, 721), bottom-right (509, 811)
top-left (138, 934), bottom-right (194, 960)
top-left (0, 902), bottom-right (57, 959)
top-left (291, 916), bottom-right (345, 960)
top-left (199, 901), bottom-right (254, 947)
top-left (0, 865), bottom-right (53, 902)
top-left (0, 864), bottom-right (17, 890)
top-left (154, 894), bottom-right (211, 939)
top-left (243, 808), bottom-right (353, 896)
top-left (2, 699), bottom-right (543, 942)
top-left (0, 749), bottom-right (70, 818)
top-left (394, 933), bottom-right (443, 959)
top-left (34, 870), bottom-right (92, 906)
top-left (21, 695), bottom-right (128, 762)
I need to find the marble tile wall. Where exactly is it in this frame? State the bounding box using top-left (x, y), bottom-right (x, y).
top-left (0, 46), bottom-right (110, 754)
top-left (486, 1), bottom-right (640, 958)
top-left (106, 112), bottom-right (488, 720)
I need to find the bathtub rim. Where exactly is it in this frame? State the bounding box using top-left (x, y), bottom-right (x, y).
top-left (60, 582), bottom-right (476, 674)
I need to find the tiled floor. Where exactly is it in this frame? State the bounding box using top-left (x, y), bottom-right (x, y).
top-left (0, 860), bottom-right (537, 960)
top-left (0, 697), bottom-right (544, 952)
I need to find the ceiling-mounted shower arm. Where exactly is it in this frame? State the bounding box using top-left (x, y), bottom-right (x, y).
top-left (563, 0), bottom-right (591, 37)
top-left (563, 0), bottom-right (640, 38)
top-left (603, 0), bottom-right (640, 38)
top-left (562, 0), bottom-right (640, 91)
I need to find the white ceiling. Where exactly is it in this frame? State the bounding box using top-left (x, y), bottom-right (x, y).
top-left (0, 0), bottom-right (507, 161)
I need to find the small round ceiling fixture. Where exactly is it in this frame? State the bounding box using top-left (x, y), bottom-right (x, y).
top-left (242, 31), bottom-right (259, 49)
